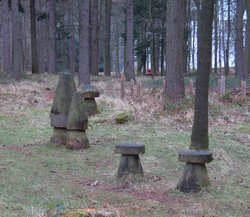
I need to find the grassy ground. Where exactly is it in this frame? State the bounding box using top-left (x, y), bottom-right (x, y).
top-left (0, 74), bottom-right (249, 217)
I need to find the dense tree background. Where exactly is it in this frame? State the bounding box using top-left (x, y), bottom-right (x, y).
top-left (0, 0), bottom-right (249, 84)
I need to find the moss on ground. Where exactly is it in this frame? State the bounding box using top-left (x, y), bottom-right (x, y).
top-left (115, 113), bottom-right (129, 124)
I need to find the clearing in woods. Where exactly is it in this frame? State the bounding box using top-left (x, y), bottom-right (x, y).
top-left (0, 74), bottom-right (249, 217)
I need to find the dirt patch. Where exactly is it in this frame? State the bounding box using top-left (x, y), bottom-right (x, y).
top-left (42, 89), bottom-right (55, 102)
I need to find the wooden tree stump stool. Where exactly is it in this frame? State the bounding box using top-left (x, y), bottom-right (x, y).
top-left (177, 150), bottom-right (213, 192)
top-left (81, 84), bottom-right (100, 116)
top-left (115, 143), bottom-right (145, 178)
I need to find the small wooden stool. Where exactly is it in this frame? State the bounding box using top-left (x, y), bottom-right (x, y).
top-left (115, 143), bottom-right (145, 178)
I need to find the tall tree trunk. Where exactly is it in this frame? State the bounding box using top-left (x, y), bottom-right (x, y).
top-left (12, 0), bottom-right (22, 80)
top-left (30, 0), bottom-right (39, 74)
top-left (48, 0), bottom-right (56, 74)
top-left (89, 1), bottom-right (93, 76)
top-left (136, 52), bottom-right (143, 76)
top-left (218, 5), bottom-right (222, 74)
top-left (225, 0), bottom-right (231, 76)
top-left (192, 17), bottom-right (196, 71)
top-left (104, 0), bottom-right (111, 77)
top-left (79, 0), bottom-right (91, 86)
top-left (214, 0), bottom-right (218, 74)
top-left (160, 19), bottom-right (165, 76)
top-left (125, 0), bottom-right (135, 81)
top-left (136, 27), bottom-right (147, 76)
top-left (38, 21), bottom-right (48, 73)
top-left (187, 0), bottom-right (192, 74)
top-left (178, 0), bottom-right (215, 193)
top-left (2, 0), bottom-right (11, 75)
top-left (68, 3), bottom-right (75, 75)
top-left (165, 0), bottom-right (187, 103)
top-left (115, 18), bottom-right (120, 76)
top-left (245, 0), bottom-right (250, 78)
top-left (37, 0), bottom-right (48, 73)
top-left (220, 0), bottom-right (226, 75)
top-left (149, 0), bottom-right (155, 78)
top-left (235, 0), bottom-right (244, 79)
top-left (191, 1), bottom-right (215, 150)
top-left (154, 21), bottom-right (160, 76)
top-left (98, 0), bottom-right (104, 73)
top-left (23, 0), bottom-right (31, 72)
top-left (91, 0), bottom-right (99, 76)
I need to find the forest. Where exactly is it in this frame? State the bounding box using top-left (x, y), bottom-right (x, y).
top-left (0, 0), bottom-right (249, 217)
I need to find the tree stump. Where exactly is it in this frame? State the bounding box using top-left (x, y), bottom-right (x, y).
top-left (177, 150), bottom-right (213, 192)
top-left (66, 91), bottom-right (89, 150)
top-left (115, 143), bottom-right (145, 178)
top-left (81, 84), bottom-right (100, 116)
top-left (50, 73), bottom-right (76, 145)
top-left (121, 75), bottom-right (125, 98)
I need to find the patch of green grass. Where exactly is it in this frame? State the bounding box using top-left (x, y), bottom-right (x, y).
top-left (208, 74), bottom-right (250, 90)
top-left (141, 78), bottom-right (163, 89)
top-left (0, 107), bottom-right (50, 146)
top-left (0, 76), bottom-right (249, 217)
top-left (238, 125), bottom-right (250, 134)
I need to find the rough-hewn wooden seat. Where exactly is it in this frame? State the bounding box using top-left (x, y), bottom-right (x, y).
top-left (178, 150), bottom-right (213, 164)
top-left (115, 143), bottom-right (145, 178)
top-left (115, 143), bottom-right (145, 155)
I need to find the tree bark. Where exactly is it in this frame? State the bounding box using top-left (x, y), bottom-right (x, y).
top-left (191, 0), bottom-right (215, 150)
top-left (68, 3), bottom-right (75, 75)
top-left (165, 0), bottom-right (187, 103)
top-left (48, 0), bottom-right (56, 74)
top-left (104, 0), bottom-right (112, 77)
top-left (245, 0), bottom-right (250, 78)
top-left (79, 0), bottom-right (91, 86)
top-left (23, 0), bottom-right (31, 72)
top-left (149, 0), bottom-right (155, 78)
top-left (115, 18), bottom-right (120, 76)
top-left (221, 0), bottom-right (226, 75)
top-left (235, 0), bottom-right (245, 79)
top-left (225, 0), bottom-right (231, 76)
top-left (125, 0), bottom-right (135, 81)
top-left (90, 0), bottom-right (99, 76)
top-left (30, 0), bottom-right (39, 74)
top-left (160, 19), bottom-right (165, 76)
top-left (12, 0), bottom-right (22, 80)
top-left (36, 0), bottom-right (49, 73)
top-left (2, 0), bottom-right (11, 75)
top-left (214, 0), bottom-right (218, 74)
top-left (178, 0), bottom-right (215, 193)
top-left (218, 2), bottom-right (222, 74)
top-left (154, 32), bottom-right (160, 76)
top-left (187, 0), bottom-right (192, 74)
top-left (192, 17), bottom-right (196, 71)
